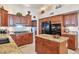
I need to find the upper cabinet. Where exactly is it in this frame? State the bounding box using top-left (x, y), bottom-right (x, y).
top-left (25, 15), bottom-right (32, 26)
top-left (63, 13), bottom-right (78, 26)
top-left (8, 14), bottom-right (32, 26)
top-left (8, 14), bottom-right (14, 26)
top-left (0, 8), bottom-right (8, 26)
top-left (51, 15), bottom-right (63, 24)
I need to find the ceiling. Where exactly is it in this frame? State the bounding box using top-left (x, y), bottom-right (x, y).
top-left (23, 4), bottom-right (45, 9)
top-left (22, 4), bottom-right (54, 11)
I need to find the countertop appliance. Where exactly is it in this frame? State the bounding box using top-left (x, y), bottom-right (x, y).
top-left (0, 29), bottom-right (7, 34)
top-left (51, 24), bottom-right (61, 35)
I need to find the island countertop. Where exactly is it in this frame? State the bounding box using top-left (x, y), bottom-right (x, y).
top-left (36, 34), bottom-right (69, 43)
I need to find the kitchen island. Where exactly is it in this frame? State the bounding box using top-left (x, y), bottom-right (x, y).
top-left (35, 34), bottom-right (69, 54)
top-left (10, 32), bottom-right (33, 47)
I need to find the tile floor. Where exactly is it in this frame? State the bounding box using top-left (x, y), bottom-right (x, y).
top-left (0, 34), bottom-right (79, 54)
top-left (0, 40), bottom-right (79, 54)
top-left (16, 43), bottom-right (79, 54)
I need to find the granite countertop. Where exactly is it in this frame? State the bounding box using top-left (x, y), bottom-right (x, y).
top-left (36, 34), bottom-right (69, 43)
top-left (0, 34), bottom-right (9, 39)
top-left (0, 34), bottom-right (21, 54)
top-left (62, 32), bottom-right (77, 35)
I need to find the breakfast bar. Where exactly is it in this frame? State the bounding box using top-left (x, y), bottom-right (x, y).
top-left (35, 34), bottom-right (69, 54)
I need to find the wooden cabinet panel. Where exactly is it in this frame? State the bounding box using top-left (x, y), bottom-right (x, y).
top-left (0, 11), bottom-right (1, 26)
top-left (62, 34), bottom-right (78, 50)
top-left (51, 15), bottom-right (62, 24)
top-left (63, 13), bottom-right (78, 26)
top-left (25, 15), bottom-right (31, 26)
top-left (8, 14), bottom-right (14, 26)
top-left (64, 15), bottom-right (70, 26)
top-left (68, 35), bottom-right (77, 50)
top-left (35, 36), bottom-right (67, 54)
top-left (21, 17), bottom-right (26, 24)
top-left (8, 14), bottom-right (31, 26)
top-left (0, 9), bottom-right (8, 26)
top-left (12, 33), bottom-right (33, 47)
top-left (35, 37), bottom-right (44, 53)
top-left (13, 16), bottom-right (21, 25)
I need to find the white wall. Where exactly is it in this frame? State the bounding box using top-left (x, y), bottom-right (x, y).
top-left (39, 4), bottom-right (79, 19)
top-left (0, 4), bottom-right (39, 20)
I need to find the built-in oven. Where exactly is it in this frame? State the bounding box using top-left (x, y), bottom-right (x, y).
top-left (51, 24), bottom-right (61, 35)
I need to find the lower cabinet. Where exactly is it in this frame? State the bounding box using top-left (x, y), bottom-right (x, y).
top-left (11, 33), bottom-right (33, 47)
top-left (62, 34), bottom-right (78, 50)
top-left (35, 36), bottom-right (68, 54)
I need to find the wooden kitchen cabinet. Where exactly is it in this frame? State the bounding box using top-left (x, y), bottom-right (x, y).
top-left (63, 13), bottom-right (78, 26)
top-left (8, 14), bottom-right (21, 26)
top-left (8, 14), bottom-right (32, 26)
top-left (0, 8), bottom-right (8, 26)
top-left (62, 34), bottom-right (78, 50)
top-left (50, 15), bottom-right (63, 24)
top-left (13, 15), bottom-right (21, 25)
top-left (0, 11), bottom-right (1, 26)
top-left (35, 36), bottom-right (68, 54)
top-left (35, 37), bottom-right (44, 53)
top-left (11, 33), bottom-right (33, 47)
top-left (68, 35), bottom-right (78, 50)
top-left (25, 15), bottom-right (32, 26)
top-left (21, 16), bottom-right (26, 24)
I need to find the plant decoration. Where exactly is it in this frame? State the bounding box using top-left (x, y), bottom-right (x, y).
top-left (16, 12), bottom-right (22, 16)
top-left (0, 6), bottom-right (4, 10)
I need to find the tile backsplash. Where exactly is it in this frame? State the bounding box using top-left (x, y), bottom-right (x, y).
top-left (64, 26), bottom-right (78, 34)
top-left (0, 27), bottom-right (32, 33)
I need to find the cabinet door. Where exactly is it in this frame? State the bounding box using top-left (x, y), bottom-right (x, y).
top-left (35, 37), bottom-right (44, 54)
top-left (64, 15), bottom-right (71, 26)
top-left (0, 11), bottom-right (1, 26)
top-left (26, 15), bottom-right (31, 26)
top-left (8, 15), bottom-right (14, 26)
top-left (68, 35), bottom-right (77, 50)
top-left (64, 13), bottom-right (77, 26)
top-left (44, 40), bottom-right (58, 54)
top-left (51, 15), bottom-right (62, 24)
top-left (71, 13), bottom-right (78, 26)
top-left (13, 16), bottom-right (20, 25)
top-left (21, 16), bottom-right (25, 24)
top-left (62, 34), bottom-right (77, 50)
top-left (1, 10), bottom-right (8, 26)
